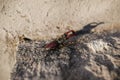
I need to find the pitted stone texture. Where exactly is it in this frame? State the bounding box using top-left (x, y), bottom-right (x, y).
top-left (11, 32), bottom-right (120, 80)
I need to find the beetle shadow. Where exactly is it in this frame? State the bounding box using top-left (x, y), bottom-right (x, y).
top-left (75, 22), bottom-right (104, 36)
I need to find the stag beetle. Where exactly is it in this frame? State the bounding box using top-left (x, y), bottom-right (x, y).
top-left (44, 30), bottom-right (76, 50)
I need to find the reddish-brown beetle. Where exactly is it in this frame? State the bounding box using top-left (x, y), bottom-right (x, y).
top-left (44, 30), bottom-right (76, 50)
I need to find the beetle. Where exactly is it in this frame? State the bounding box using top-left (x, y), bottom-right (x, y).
top-left (44, 30), bottom-right (76, 50)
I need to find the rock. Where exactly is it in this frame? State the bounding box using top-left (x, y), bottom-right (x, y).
top-left (11, 32), bottom-right (120, 80)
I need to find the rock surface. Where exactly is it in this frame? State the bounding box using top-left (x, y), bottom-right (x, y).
top-left (11, 32), bottom-right (120, 80)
